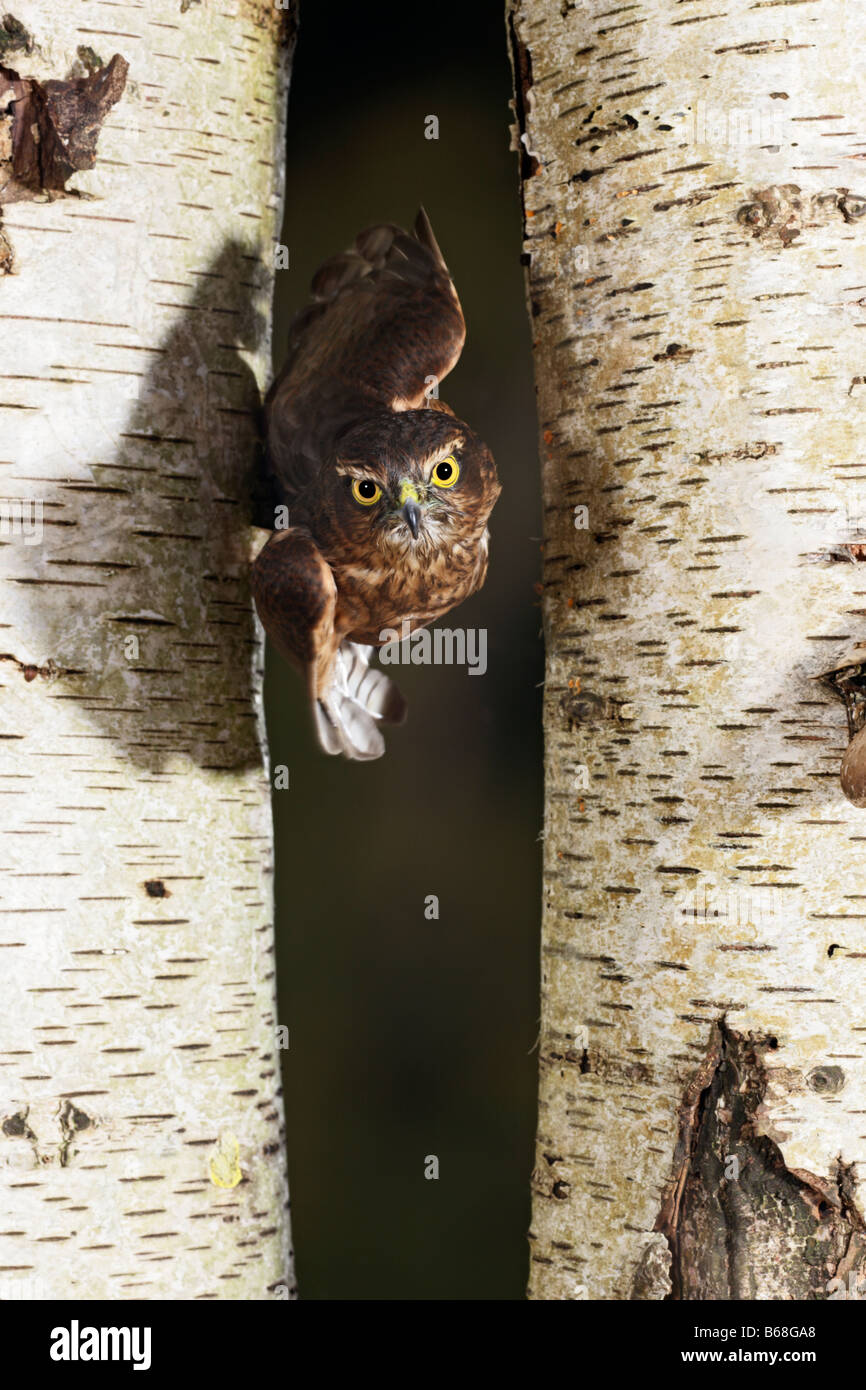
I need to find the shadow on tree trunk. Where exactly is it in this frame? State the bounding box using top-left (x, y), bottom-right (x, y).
top-left (3, 238), bottom-right (269, 772)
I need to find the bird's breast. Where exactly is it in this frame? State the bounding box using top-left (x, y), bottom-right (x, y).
top-left (331, 537), bottom-right (486, 646)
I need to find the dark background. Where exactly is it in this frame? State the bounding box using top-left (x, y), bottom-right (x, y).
top-left (266, 1), bottom-right (541, 1300)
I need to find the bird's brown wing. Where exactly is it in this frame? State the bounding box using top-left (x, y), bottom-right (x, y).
top-left (264, 208), bottom-right (466, 505)
top-left (251, 526), bottom-right (338, 694)
top-left (251, 527), bottom-right (408, 760)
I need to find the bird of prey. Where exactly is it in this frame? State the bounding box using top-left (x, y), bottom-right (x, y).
top-left (252, 209), bottom-right (501, 760)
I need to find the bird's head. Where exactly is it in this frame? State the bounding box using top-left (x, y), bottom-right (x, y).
top-left (329, 410), bottom-right (500, 558)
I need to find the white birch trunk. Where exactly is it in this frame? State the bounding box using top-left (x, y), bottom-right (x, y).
top-left (0, 0), bottom-right (294, 1300)
top-left (510, 0), bottom-right (866, 1300)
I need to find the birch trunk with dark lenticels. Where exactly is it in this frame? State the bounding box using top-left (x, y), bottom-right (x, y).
top-left (0, 0), bottom-right (294, 1300)
top-left (509, 0), bottom-right (866, 1301)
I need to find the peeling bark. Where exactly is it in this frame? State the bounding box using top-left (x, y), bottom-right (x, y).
top-left (0, 0), bottom-right (295, 1301)
top-left (651, 1021), bottom-right (866, 1300)
top-left (0, 52), bottom-right (128, 202)
top-left (512, 0), bottom-right (866, 1301)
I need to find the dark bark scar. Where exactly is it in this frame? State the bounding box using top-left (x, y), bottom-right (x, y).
top-left (640, 1020), bottom-right (866, 1300)
top-left (0, 51), bottom-right (128, 204)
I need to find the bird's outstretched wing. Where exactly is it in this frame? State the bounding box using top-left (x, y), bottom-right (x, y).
top-left (264, 208), bottom-right (466, 505)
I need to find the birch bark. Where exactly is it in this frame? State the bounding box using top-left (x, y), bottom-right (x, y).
top-left (510, 0), bottom-right (866, 1300)
top-left (0, 0), bottom-right (294, 1300)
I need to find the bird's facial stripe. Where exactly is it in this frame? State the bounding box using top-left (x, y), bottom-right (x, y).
top-left (335, 463), bottom-right (383, 481)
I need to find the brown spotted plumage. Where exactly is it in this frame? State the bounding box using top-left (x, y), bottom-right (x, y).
top-left (252, 209), bottom-right (500, 759)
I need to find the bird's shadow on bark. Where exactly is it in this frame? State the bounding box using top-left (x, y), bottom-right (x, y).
top-left (10, 238), bottom-right (269, 772)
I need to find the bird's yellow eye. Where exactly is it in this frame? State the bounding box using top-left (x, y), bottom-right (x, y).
top-left (351, 478), bottom-right (382, 506)
top-left (431, 455), bottom-right (459, 488)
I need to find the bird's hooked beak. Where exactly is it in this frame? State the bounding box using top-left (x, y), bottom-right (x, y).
top-left (398, 480), bottom-right (422, 539)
